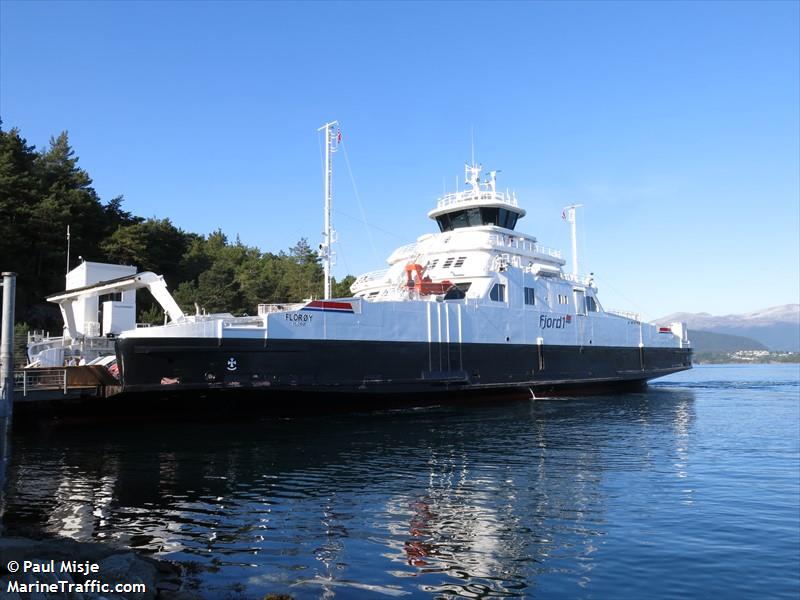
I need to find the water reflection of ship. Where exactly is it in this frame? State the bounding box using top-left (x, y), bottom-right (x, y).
top-left (2, 390), bottom-right (696, 595)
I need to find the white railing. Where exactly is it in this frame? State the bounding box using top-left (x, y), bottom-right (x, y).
top-left (607, 309), bottom-right (642, 323)
top-left (386, 243), bottom-right (418, 263)
top-left (352, 268), bottom-right (391, 289)
top-left (257, 303), bottom-right (305, 316)
top-left (561, 273), bottom-right (594, 286)
top-left (436, 190), bottom-right (518, 209)
top-left (27, 330), bottom-right (52, 344)
top-left (532, 244), bottom-right (562, 259)
top-left (14, 369), bottom-right (68, 396)
top-left (486, 234), bottom-right (562, 259)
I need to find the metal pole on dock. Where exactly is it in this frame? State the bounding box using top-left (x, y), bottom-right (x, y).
top-left (0, 272), bottom-right (16, 420)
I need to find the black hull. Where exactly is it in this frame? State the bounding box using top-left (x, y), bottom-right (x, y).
top-left (116, 337), bottom-right (692, 397)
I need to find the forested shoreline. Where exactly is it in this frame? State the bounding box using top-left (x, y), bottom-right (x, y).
top-left (0, 124), bottom-right (354, 332)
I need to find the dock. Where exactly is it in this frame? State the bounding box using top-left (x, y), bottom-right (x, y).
top-left (13, 365), bottom-right (121, 402)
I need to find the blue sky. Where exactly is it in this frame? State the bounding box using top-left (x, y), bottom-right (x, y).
top-left (2, 1), bottom-right (798, 319)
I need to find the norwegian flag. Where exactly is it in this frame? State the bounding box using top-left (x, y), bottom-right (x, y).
top-left (337, 130), bottom-right (342, 143)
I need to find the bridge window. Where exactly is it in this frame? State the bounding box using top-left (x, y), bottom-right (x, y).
top-left (490, 283), bottom-right (506, 302)
top-left (443, 257), bottom-right (454, 268)
top-left (436, 208), bottom-right (519, 232)
top-left (454, 256), bottom-right (467, 268)
top-left (586, 296), bottom-right (598, 312)
top-left (480, 207), bottom-right (499, 226)
top-left (500, 209), bottom-right (518, 229)
top-left (524, 287), bottom-right (536, 305)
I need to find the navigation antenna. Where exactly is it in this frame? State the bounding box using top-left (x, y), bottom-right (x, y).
top-left (318, 120), bottom-right (340, 299)
top-left (66, 225), bottom-right (71, 274)
top-left (562, 204), bottom-right (583, 275)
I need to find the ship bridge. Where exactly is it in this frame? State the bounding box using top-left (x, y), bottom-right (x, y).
top-left (428, 164), bottom-right (526, 232)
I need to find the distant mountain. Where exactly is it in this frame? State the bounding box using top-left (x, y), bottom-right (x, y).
top-left (656, 304), bottom-right (800, 351)
top-left (688, 331), bottom-right (767, 353)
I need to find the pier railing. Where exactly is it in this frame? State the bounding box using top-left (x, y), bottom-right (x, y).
top-left (14, 368), bottom-right (68, 396)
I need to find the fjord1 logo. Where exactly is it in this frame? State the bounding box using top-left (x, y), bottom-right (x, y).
top-left (539, 314), bottom-right (572, 329)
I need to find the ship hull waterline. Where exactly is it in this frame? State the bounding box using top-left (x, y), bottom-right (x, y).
top-left (116, 337), bottom-right (692, 398)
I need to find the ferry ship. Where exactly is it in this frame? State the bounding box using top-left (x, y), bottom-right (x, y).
top-left (114, 133), bottom-right (692, 397)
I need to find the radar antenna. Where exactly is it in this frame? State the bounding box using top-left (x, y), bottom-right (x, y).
top-left (464, 163), bottom-right (482, 195)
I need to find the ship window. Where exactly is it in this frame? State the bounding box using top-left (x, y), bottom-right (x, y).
top-left (454, 282), bottom-right (472, 293)
top-left (450, 210), bottom-right (470, 230)
top-left (443, 257), bottom-right (455, 268)
top-left (586, 296), bottom-right (598, 312)
top-left (480, 207), bottom-right (499, 225)
top-left (427, 259), bottom-right (439, 269)
top-left (454, 256), bottom-right (467, 268)
top-left (99, 292), bottom-right (122, 303)
top-left (435, 208), bottom-right (519, 231)
top-left (466, 208), bottom-right (483, 226)
top-left (574, 290), bottom-right (586, 315)
top-left (490, 283), bottom-right (506, 302)
top-left (444, 285), bottom-right (466, 300)
top-left (524, 287), bottom-right (536, 305)
top-left (557, 294), bottom-right (568, 305)
top-left (497, 209), bottom-right (517, 230)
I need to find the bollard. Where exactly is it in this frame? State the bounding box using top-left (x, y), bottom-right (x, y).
top-left (0, 272), bottom-right (16, 419)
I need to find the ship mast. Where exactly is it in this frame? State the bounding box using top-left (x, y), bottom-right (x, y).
top-left (563, 204), bottom-right (583, 275)
top-left (318, 120), bottom-right (339, 299)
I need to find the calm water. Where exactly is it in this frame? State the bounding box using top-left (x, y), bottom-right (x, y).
top-left (1, 365), bottom-right (798, 599)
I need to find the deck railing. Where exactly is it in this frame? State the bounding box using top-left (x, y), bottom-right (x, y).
top-left (486, 234), bottom-right (562, 259)
top-left (436, 190), bottom-right (518, 209)
top-left (561, 272), bottom-right (594, 286)
top-left (606, 309), bottom-right (642, 323)
top-left (386, 243), bottom-right (418, 263)
top-left (352, 268), bottom-right (391, 287)
top-left (257, 303), bottom-right (305, 316)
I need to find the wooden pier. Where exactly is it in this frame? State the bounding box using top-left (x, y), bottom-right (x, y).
top-left (12, 365), bottom-right (122, 416)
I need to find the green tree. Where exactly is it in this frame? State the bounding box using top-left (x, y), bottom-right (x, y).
top-left (0, 127), bottom-right (40, 319)
top-left (32, 132), bottom-right (107, 277)
top-left (102, 217), bottom-right (191, 286)
top-left (333, 275), bottom-right (356, 298)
